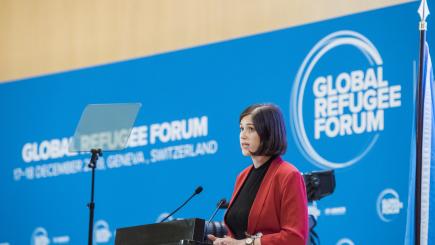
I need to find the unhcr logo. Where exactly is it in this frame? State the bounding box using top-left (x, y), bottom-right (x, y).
top-left (290, 30), bottom-right (402, 169)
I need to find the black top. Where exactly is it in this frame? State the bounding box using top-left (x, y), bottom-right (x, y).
top-left (225, 156), bottom-right (275, 239)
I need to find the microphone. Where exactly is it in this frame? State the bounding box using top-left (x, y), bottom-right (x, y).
top-left (195, 186), bottom-right (203, 195)
top-left (204, 198), bottom-right (228, 241)
top-left (207, 198), bottom-right (226, 223)
top-left (160, 186), bottom-right (203, 223)
top-left (219, 199), bottom-right (229, 209)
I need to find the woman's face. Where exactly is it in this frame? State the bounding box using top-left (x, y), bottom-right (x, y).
top-left (240, 114), bottom-right (261, 156)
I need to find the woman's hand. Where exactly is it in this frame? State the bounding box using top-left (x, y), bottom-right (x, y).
top-left (207, 234), bottom-right (245, 245)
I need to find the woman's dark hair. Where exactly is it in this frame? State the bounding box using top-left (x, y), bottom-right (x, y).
top-left (239, 103), bottom-right (287, 156)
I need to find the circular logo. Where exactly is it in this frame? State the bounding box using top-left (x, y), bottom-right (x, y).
top-left (31, 227), bottom-right (50, 245)
top-left (336, 238), bottom-right (355, 245)
top-left (290, 30), bottom-right (385, 169)
top-left (94, 220), bottom-right (112, 243)
top-left (377, 188), bottom-right (403, 222)
top-left (156, 212), bottom-right (175, 223)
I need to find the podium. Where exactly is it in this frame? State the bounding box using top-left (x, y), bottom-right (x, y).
top-left (115, 218), bottom-right (212, 245)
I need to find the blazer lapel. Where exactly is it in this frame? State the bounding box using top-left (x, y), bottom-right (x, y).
top-left (247, 157), bottom-right (282, 234)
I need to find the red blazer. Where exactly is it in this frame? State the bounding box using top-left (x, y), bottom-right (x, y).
top-left (225, 157), bottom-right (308, 245)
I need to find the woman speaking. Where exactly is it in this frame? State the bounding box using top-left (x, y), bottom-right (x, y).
top-left (208, 104), bottom-right (308, 245)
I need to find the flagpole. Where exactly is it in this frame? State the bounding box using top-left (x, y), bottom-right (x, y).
top-left (415, 1), bottom-right (429, 245)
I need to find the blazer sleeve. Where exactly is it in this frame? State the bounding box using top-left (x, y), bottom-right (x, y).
top-left (260, 171), bottom-right (308, 245)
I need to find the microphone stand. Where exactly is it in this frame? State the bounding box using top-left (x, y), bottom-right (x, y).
top-left (87, 148), bottom-right (102, 245)
top-left (160, 186), bottom-right (203, 223)
top-left (203, 199), bottom-right (227, 243)
top-left (207, 199), bottom-right (226, 224)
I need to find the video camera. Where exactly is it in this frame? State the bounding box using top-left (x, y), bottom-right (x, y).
top-left (302, 169), bottom-right (335, 202)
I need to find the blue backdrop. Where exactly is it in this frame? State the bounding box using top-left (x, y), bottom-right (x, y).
top-left (0, 2), bottom-right (431, 245)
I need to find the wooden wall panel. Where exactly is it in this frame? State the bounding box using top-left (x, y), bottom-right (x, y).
top-left (0, 0), bottom-right (412, 82)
